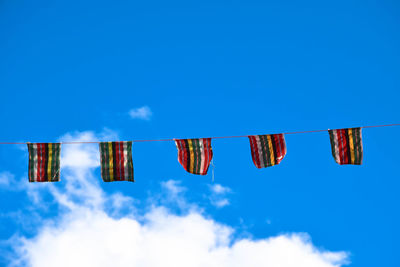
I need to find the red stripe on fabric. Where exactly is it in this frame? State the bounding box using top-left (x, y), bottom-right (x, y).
top-left (43, 143), bottom-right (48, 181)
top-left (278, 134), bottom-right (284, 163)
top-left (118, 142), bottom-right (122, 180)
top-left (273, 135), bottom-right (281, 164)
top-left (248, 137), bottom-right (258, 168)
top-left (204, 138), bottom-right (210, 175)
top-left (341, 129), bottom-right (349, 164)
top-left (337, 130), bottom-right (344, 164)
top-left (119, 142), bottom-right (125, 180)
top-left (42, 143), bottom-right (47, 182)
top-left (280, 134), bottom-right (286, 159)
top-left (35, 144), bottom-right (40, 181)
top-left (343, 129), bottom-right (348, 164)
top-left (253, 136), bottom-right (267, 169)
top-left (276, 134), bottom-right (283, 163)
top-left (37, 144), bottom-right (42, 182)
top-left (35, 144), bottom-right (40, 182)
top-left (180, 140), bottom-right (189, 172)
top-left (336, 130), bottom-right (341, 164)
top-left (40, 143), bottom-right (45, 182)
top-left (115, 142), bottom-right (122, 181)
top-left (178, 140), bottom-right (186, 170)
top-left (252, 136), bottom-right (262, 168)
top-left (204, 138), bottom-right (212, 175)
top-left (194, 139), bottom-right (200, 174)
top-left (208, 138), bottom-right (213, 174)
top-left (250, 136), bottom-right (259, 168)
top-left (200, 139), bottom-right (206, 175)
top-left (115, 142), bottom-right (121, 181)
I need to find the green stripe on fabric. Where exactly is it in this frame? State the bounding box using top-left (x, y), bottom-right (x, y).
top-left (103, 142), bottom-right (109, 181)
top-left (328, 130), bottom-right (337, 160)
top-left (184, 139), bottom-right (190, 173)
top-left (27, 144), bottom-right (33, 181)
top-left (99, 143), bottom-right (104, 181)
top-left (255, 136), bottom-right (263, 167)
top-left (194, 139), bottom-right (201, 174)
top-left (359, 128), bottom-right (363, 164)
top-left (355, 128), bottom-right (363, 165)
top-left (190, 139), bottom-right (196, 174)
top-left (106, 142), bottom-right (112, 181)
top-left (127, 142), bottom-right (134, 181)
top-left (100, 142), bottom-right (109, 182)
top-left (260, 135), bottom-right (271, 167)
top-left (49, 144), bottom-right (54, 180)
top-left (353, 128), bottom-right (358, 164)
top-left (191, 139), bottom-right (197, 174)
top-left (52, 144), bottom-right (58, 181)
top-left (30, 144), bottom-right (37, 181)
top-left (55, 143), bottom-right (61, 181)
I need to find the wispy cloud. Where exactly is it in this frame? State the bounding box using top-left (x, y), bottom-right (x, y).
top-left (210, 184), bottom-right (231, 195)
top-left (128, 106), bottom-right (152, 120)
top-left (0, 171), bottom-right (14, 187)
top-left (4, 130), bottom-right (349, 267)
top-left (208, 184), bottom-right (232, 208)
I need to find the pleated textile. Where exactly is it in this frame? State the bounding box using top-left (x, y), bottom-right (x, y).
top-left (175, 138), bottom-right (213, 175)
top-left (99, 141), bottom-right (134, 182)
top-left (27, 143), bottom-right (61, 182)
top-left (328, 128), bottom-right (363, 165)
top-left (248, 134), bottom-right (287, 168)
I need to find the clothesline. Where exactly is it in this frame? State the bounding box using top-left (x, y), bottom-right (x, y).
top-left (0, 123), bottom-right (399, 145)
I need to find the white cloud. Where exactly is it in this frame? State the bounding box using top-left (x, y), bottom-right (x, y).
top-left (5, 130), bottom-right (349, 267)
top-left (12, 209), bottom-right (349, 267)
top-left (0, 171), bottom-right (14, 187)
top-left (210, 184), bottom-right (231, 195)
top-left (208, 184), bottom-right (232, 208)
top-left (128, 106), bottom-right (152, 120)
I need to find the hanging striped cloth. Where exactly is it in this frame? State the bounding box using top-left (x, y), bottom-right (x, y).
top-left (175, 138), bottom-right (213, 175)
top-left (99, 141), bottom-right (134, 182)
top-left (328, 128), bottom-right (363, 165)
top-left (27, 143), bottom-right (61, 182)
top-left (248, 134), bottom-right (287, 168)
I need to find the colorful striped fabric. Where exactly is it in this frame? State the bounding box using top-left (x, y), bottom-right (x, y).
top-left (248, 134), bottom-right (287, 168)
top-left (27, 143), bottom-right (61, 182)
top-left (175, 138), bottom-right (213, 175)
top-left (328, 128), bottom-right (363, 165)
top-left (99, 141), bottom-right (134, 182)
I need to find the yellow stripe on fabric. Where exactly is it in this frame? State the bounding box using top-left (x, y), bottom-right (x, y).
top-left (188, 139), bottom-right (195, 173)
top-left (267, 135), bottom-right (275, 166)
top-left (348, 129), bottom-right (355, 164)
top-left (108, 142), bottom-right (114, 181)
top-left (47, 143), bottom-right (53, 182)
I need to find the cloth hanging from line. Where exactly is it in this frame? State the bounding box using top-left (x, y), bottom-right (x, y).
top-left (99, 141), bottom-right (134, 182)
top-left (248, 134), bottom-right (287, 168)
top-left (175, 138), bottom-right (213, 175)
top-left (328, 128), bottom-right (363, 165)
top-left (27, 143), bottom-right (61, 182)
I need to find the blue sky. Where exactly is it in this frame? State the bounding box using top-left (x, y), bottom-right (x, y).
top-left (1, 0), bottom-right (399, 266)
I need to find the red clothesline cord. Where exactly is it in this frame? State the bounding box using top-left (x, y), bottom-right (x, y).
top-left (1, 123), bottom-right (399, 145)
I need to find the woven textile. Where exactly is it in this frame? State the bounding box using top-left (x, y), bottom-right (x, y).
top-left (99, 141), bottom-right (134, 182)
top-left (328, 128), bottom-right (363, 165)
top-left (248, 134), bottom-right (286, 168)
top-left (175, 138), bottom-right (213, 175)
top-left (27, 143), bottom-right (61, 182)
